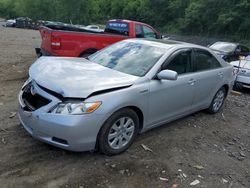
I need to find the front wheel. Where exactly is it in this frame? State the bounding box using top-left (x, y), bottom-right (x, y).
top-left (207, 87), bottom-right (227, 114)
top-left (98, 109), bottom-right (139, 155)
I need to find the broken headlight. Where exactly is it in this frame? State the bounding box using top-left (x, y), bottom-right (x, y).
top-left (50, 101), bottom-right (101, 115)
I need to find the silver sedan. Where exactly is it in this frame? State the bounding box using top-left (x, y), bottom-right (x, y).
top-left (18, 39), bottom-right (234, 155)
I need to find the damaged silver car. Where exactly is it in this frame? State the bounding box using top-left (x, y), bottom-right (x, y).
top-left (18, 39), bottom-right (234, 155)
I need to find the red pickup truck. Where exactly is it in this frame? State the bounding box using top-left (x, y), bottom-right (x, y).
top-left (36, 19), bottom-right (162, 57)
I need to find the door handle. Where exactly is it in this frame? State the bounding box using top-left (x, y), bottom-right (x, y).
top-left (188, 79), bottom-right (196, 85)
top-left (217, 72), bottom-right (224, 78)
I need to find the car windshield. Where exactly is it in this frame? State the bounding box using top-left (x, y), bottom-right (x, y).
top-left (89, 41), bottom-right (167, 77)
top-left (210, 42), bottom-right (236, 53)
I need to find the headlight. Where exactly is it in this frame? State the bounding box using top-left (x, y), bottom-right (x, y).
top-left (50, 101), bottom-right (101, 115)
top-left (239, 68), bottom-right (250, 76)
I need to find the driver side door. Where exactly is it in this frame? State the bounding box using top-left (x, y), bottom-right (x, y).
top-left (148, 49), bottom-right (196, 127)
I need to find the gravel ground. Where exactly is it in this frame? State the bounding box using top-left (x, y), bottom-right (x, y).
top-left (0, 22), bottom-right (250, 188)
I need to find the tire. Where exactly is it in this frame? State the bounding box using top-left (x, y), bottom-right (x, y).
top-left (80, 53), bottom-right (92, 58)
top-left (233, 81), bottom-right (243, 91)
top-left (98, 108), bottom-right (139, 155)
top-left (207, 87), bottom-right (227, 114)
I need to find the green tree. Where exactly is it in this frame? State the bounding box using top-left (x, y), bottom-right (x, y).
top-left (0, 0), bottom-right (249, 40)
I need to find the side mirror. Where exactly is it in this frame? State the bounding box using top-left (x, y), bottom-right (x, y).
top-left (157, 70), bottom-right (178, 81)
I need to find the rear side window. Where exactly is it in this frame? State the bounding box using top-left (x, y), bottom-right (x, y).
top-left (163, 50), bottom-right (192, 74)
top-left (142, 26), bottom-right (156, 39)
top-left (194, 49), bottom-right (221, 71)
top-left (105, 22), bottom-right (129, 36)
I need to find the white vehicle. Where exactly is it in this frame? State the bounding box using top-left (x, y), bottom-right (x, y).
top-left (85, 25), bottom-right (103, 32)
top-left (231, 55), bottom-right (250, 89)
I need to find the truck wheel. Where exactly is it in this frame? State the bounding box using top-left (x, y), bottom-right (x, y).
top-left (98, 108), bottom-right (139, 156)
top-left (207, 87), bottom-right (227, 114)
top-left (80, 53), bottom-right (92, 58)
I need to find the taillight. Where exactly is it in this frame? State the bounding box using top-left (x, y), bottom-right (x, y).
top-left (51, 35), bottom-right (61, 50)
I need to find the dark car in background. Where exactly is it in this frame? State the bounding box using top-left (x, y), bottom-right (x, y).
top-left (209, 42), bottom-right (250, 62)
top-left (4, 19), bottom-right (16, 27)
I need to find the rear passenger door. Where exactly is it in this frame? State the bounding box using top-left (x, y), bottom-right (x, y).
top-left (191, 49), bottom-right (224, 110)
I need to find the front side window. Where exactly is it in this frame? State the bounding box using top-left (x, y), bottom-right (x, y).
top-left (194, 49), bottom-right (221, 71)
top-left (142, 26), bottom-right (156, 39)
top-left (163, 50), bottom-right (192, 74)
top-left (89, 41), bottom-right (167, 77)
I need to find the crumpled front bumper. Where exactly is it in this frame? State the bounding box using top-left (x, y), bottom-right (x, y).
top-left (18, 81), bottom-right (107, 152)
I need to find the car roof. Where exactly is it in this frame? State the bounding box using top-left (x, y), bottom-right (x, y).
top-left (212, 41), bottom-right (239, 46)
top-left (108, 19), bottom-right (151, 26)
top-left (127, 38), bottom-right (207, 50)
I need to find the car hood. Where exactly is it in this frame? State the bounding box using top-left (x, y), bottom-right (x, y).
top-left (29, 57), bottom-right (138, 98)
top-left (7, 19), bottom-right (16, 22)
top-left (211, 49), bottom-right (230, 56)
top-left (231, 60), bottom-right (250, 69)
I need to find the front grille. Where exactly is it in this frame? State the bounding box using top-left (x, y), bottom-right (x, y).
top-left (22, 83), bottom-right (51, 111)
top-left (37, 84), bottom-right (63, 100)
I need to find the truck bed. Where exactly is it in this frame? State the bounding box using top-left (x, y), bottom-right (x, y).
top-left (38, 19), bottom-right (161, 57)
top-left (44, 23), bottom-right (128, 36)
top-left (39, 25), bottom-right (128, 57)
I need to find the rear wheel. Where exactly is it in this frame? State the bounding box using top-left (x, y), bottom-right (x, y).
top-left (98, 108), bottom-right (139, 155)
top-left (207, 87), bottom-right (227, 114)
top-left (80, 53), bottom-right (92, 58)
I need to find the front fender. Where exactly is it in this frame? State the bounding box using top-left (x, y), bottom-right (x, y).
top-left (85, 83), bottom-right (150, 126)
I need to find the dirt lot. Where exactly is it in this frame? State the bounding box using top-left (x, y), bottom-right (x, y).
top-left (0, 21), bottom-right (250, 188)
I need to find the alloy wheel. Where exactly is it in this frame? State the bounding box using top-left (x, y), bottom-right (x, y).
top-left (212, 90), bottom-right (225, 112)
top-left (108, 117), bottom-right (135, 150)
